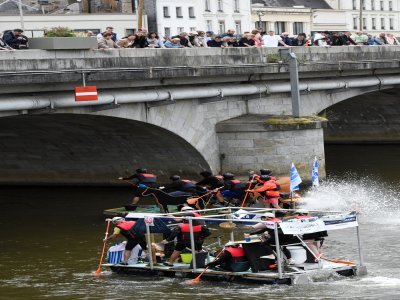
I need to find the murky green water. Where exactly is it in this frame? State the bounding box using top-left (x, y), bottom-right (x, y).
top-left (0, 145), bottom-right (399, 299)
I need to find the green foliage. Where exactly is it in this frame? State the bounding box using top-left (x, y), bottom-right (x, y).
top-left (46, 27), bottom-right (76, 37)
top-left (266, 53), bottom-right (281, 63)
top-left (265, 115), bottom-right (328, 125)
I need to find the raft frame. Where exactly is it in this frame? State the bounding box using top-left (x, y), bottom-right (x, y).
top-left (102, 207), bottom-right (367, 285)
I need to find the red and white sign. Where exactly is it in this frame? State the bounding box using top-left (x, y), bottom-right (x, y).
top-left (144, 216), bottom-right (154, 226)
top-left (74, 86), bottom-right (98, 101)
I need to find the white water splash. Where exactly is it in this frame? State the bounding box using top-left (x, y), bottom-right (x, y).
top-left (301, 176), bottom-right (400, 223)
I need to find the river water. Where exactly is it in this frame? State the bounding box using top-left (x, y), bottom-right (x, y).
top-left (0, 145), bottom-right (399, 299)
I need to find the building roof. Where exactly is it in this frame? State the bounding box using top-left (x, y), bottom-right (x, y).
top-left (0, 0), bottom-right (40, 14)
top-left (252, 0), bottom-right (332, 9)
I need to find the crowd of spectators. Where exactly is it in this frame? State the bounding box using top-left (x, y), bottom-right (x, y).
top-left (94, 27), bottom-right (400, 49)
top-left (1, 26), bottom-right (400, 51)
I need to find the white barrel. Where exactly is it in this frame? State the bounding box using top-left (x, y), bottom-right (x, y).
top-left (286, 246), bottom-right (307, 264)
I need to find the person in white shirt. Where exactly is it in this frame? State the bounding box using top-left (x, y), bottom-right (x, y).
top-left (262, 30), bottom-right (288, 47)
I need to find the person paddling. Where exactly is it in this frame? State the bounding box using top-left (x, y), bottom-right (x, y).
top-left (162, 214), bottom-right (211, 266)
top-left (246, 175), bottom-right (281, 209)
top-left (204, 241), bottom-right (249, 271)
top-left (103, 217), bottom-right (148, 265)
top-left (119, 168), bottom-right (158, 205)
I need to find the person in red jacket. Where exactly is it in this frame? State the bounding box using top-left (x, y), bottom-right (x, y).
top-left (104, 217), bottom-right (148, 265)
top-left (246, 175), bottom-right (281, 209)
top-left (205, 241), bottom-right (249, 271)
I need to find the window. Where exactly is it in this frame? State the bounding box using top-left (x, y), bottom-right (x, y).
top-left (372, 17), bottom-right (376, 29)
top-left (389, 1), bottom-right (393, 10)
top-left (256, 21), bottom-right (267, 31)
top-left (362, 18), bottom-right (367, 29)
top-left (125, 29), bottom-right (135, 36)
top-left (176, 7), bottom-right (182, 18)
top-left (205, 0), bottom-right (210, 12)
top-left (274, 22), bottom-right (285, 34)
top-left (234, 0), bottom-right (240, 12)
top-left (177, 27), bottom-right (184, 33)
top-left (352, 0), bottom-right (356, 10)
top-left (380, 0), bottom-right (384, 10)
top-left (363, 0), bottom-right (366, 10)
top-left (235, 21), bottom-right (241, 34)
top-left (217, 0), bottom-right (223, 12)
top-left (218, 21), bottom-right (225, 34)
top-left (164, 27), bottom-right (171, 37)
top-left (190, 27), bottom-right (196, 32)
top-left (293, 22), bottom-right (304, 35)
top-left (353, 17), bottom-right (358, 29)
top-left (381, 18), bottom-right (385, 29)
top-left (371, 0), bottom-right (375, 10)
top-left (206, 20), bottom-right (213, 32)
top-left (389, 18), bottom-right (394, 29)
top-left (188, 7), bottom-right (195, 18)
top-left (163, 6), bottom-right (170, 18)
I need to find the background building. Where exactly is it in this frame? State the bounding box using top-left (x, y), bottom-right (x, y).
top-left (153, 0), bottom-right (252, 37)
top-left (313, 0), bottom-right (400, 35)
top-left (251, 0), bottom-right (332, 35)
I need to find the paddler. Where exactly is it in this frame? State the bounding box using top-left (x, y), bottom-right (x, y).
top-left (118, 168), bottom-right (158, 205)
top-left (162, 213), bottom-right (211, 266)
top-left (104, 217), bottom-right (148, 265)
top-left (246, 175), bottom-right (281, 209)
top-left (204, 241), bottom-right (249, 271)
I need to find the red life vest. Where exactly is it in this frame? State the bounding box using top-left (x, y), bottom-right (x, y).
top-left (179, 223), bottom-right (203, 241)
top-left (227, 179), bottom-right (246, 190)
top-left (225, 247), bottom-right (247, 263)
top-left (215, 175), bottom-right (224, 180)
top-left (137, 173), bottom-right (157, 184)
top-left (116, 221), bottom-right (136, 239)
top-left (296, 215), bottom-right (312, 219)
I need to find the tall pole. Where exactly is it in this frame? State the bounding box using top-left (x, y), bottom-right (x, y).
top-left (138, 0), bottom-right (144, 30)
top-left (18, 0), bottom-right (25, 30)
top-left (359, 0), bottom-right (363, 31)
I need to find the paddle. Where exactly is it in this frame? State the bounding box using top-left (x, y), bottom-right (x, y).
top-left (187, 248), bottom-right (224, 285)
top-left (321, 257), bottom-right (355, 265)
top-left (241, 174), bottom-right (256, 207)
top-left (95, 219), bottom-right (111, 275)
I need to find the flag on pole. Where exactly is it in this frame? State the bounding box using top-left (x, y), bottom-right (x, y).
top-left (312, 156), bottom-right (319, 187)
top-left (290, 162), bottom-right (302, 191)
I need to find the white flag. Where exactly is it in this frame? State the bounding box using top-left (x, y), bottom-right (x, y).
top-left (312, 157), bottom-right (319, 186)
top-left (290, 162), bottom-right (302, 191)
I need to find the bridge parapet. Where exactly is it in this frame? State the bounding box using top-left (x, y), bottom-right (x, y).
top-left (1, 47), bottom-right (400, 94)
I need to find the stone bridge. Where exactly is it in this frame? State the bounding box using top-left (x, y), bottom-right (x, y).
top-left (0, 47), bottom-right (400, 184)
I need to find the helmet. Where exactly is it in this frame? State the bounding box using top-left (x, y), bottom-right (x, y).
top-left (223, 172), bottom-right (235, 180)
top-left (261, 212), bottom-right (275, 219)
top-left (225, 241), bottom-right (238, 247)
top-left (260, 169), bottom-right (272, 175)
top-left (136, 168), bottom-right (147, 173)
top-left (111, 217), bottom-right (125, 224)
top-left (295, 209), bottom-right (309, 215)
top-left (259, 175), bottom-right (271, 181)
top-left (170, 175), bottom-right (180, 181)
top-left (200, 170), bottom-right (212, 178)
top-left (181, 206), bottom-right (194, 212)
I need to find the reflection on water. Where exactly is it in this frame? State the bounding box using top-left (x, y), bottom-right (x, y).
top-left (0, 145), bottom-right (400, 299)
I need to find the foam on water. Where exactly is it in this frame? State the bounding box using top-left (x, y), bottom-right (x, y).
top-left (301, 176), bottom-right (400, 224)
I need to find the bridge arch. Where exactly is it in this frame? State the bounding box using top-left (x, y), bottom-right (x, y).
top-left (0, 114), bottom-right (211, 185)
